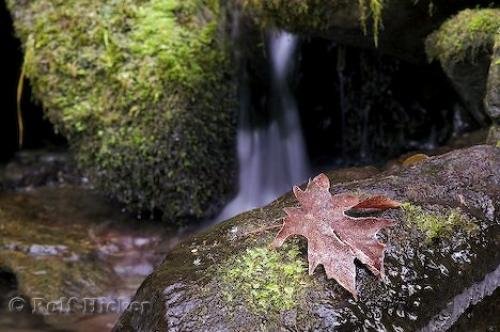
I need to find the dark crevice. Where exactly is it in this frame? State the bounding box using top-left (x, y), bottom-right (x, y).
top-left (0, 268), bottom-right (18, 305)
top-left (292, 38), bottom-right (479, 171)
top-left (0, 0), bottom-right (66, 163)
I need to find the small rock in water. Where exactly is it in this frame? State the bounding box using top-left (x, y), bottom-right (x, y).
top-left (28, 244), bottom-right (68, 256)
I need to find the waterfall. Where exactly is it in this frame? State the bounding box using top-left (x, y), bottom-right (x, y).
top-left (216, 31), bottom-right (310, 222)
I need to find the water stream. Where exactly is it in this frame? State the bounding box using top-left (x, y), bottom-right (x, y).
top-left (0, 151), bottom-right (198, 331)
top-left (216, 31), bottom-right (310, 221)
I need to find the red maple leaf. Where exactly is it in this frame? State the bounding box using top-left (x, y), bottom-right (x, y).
top-left (272, 173), bottom-right (400, 299)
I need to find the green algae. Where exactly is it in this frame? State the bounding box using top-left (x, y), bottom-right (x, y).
top-left (219, 244), bottom-right (309, 314)
top-left (401, 203), bottom-right (478, 240)
top-left (6, 0), bottom-right (236, 222)
top-left (426, 8), bottom-right (500, 67)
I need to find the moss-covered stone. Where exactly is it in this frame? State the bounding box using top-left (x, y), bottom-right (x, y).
top-left (6, 0), bottom-right (237, 222)
top-left (425, 8), bottom-right (500, 67)
top-left (219, 244), bottom-right (309, 314)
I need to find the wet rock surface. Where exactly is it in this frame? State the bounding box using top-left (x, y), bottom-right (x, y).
top-left (115, 145), bottom-right (499, 331)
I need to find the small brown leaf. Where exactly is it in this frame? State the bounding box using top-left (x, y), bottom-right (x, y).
top-left (272, 173), bottom-right (400, 299)
top-left (351, 196), bottom-right (401, 210)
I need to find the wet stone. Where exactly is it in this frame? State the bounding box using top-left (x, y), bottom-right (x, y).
top-left (114, 145), bottom-right (500, 331)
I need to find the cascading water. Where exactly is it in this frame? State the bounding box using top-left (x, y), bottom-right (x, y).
top-left (216, 31), bottom-right (310, 221)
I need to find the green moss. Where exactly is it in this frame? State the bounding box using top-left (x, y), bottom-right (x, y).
top-left (242, 0), bottom-right (384, 46)
top-left (241, 0), bottom-right (329, 31)
top-left (219, 245), bottom-right (308, 314)
top-left (426, 8), bottom-right (500, 67)
top-left (130, 0), bottom-right (225, 90)
top-left (401, 203), bottom-right (477, 240)
top-left (7, 0), bottom-right (236, 222)
top-left (358, 0), bottom-right (384, 47)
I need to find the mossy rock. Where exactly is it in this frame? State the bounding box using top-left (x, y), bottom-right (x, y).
top-left (114, 145), bottom-right (499, 331)
top-left (6, 0), bottom-right (237, 222)
top-left (425, 8), bottom-right (500, 124)
top-left (425, 8), bottom-right (500, 68)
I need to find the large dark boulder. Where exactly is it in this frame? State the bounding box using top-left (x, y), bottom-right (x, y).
top-left (114, 145), bottom-right (499, 331)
